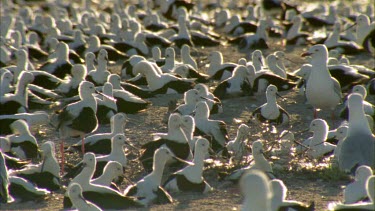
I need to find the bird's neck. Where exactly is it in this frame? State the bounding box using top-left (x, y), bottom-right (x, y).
top-left (312, 129), bottom-right (328, 144)
top-left (287, 21), bottom-right (301, 39)
top-left (349, 105), bottom-right (373, 136)
top-left (150, 159), bottom-right (167, 186)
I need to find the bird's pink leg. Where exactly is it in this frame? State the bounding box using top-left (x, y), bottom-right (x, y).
top-left (60, 140), bottom-right (65, 175)
top-left (331, 111), bottom-right (335, 121)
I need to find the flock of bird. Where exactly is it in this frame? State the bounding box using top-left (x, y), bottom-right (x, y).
top-left (0, 0), bottom-right (375, 210)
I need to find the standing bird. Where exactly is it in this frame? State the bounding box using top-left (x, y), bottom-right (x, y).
top-left (52, 81), bottom-right (99, 174)
top-left (339, 93), bottom-right (375, 173)
top-left (250, 84), bottom-right (290, 125)
top-left (302, 44), bottom-right (342, 119)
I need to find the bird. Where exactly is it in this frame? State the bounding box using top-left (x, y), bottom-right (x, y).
top-left (8, 176), bottom-right (50, 202)
top-left (163, 138), bottom-right (213, 193)
top-left (332, 125), bottom-right (349, 163)
top-left (225, 124), bottom-right (250, 161)
top-left (270, 179), bottom-right (315, 211)
top-left (124, 147), bottom-right (174, 206)
top-left (173, 65), bottom-right (210, 83)
top-left (343, 165), bottom-right (373, 204)
top-left (238, 20), bottom-right (269, 51)
top-left (250, 84), bottom-right (290, 125)
top-left (239, 170), bottom-right (271, 211)
top-left (0, 150), bottom-right (13, 203)
top-left (0, 71), bottom-right (34, 115)
top-left (0, 138), bottom-right (30, 170)
top-left (213, 65), bottom-right (252, 99)
top-left (194, 83), bottom-right (223, 115)
top-left (340, 85), bottom-right (374, 120)
top-left (69, 113), bottom-right (126, 155)
top-left (91, 161), bottom-right (123, 191)
top-left (304, 119), bottom-right (336, 160)
top-left (206, 51), bottom-right (237, 81)
top-left (328, 175), bottom-right (375, 210)
top-left (180, 44), bottom-right (198, 69)
top-left (10, 141), bottom-right (61, 191)
top-left (286, 16), bottom-right (310, 45)
top-left (51, 81), bottom-right (99, 174)
top-left (64, 152), bottom-right (142, 209)
top-left (39, 41), bottom-right (73, 79)
top-left (173, 89), bottom-right (201, 116)
top-left (67, 183), bottom-right (102, 211)
top-left (193, 101), bottom-right (229, 153)
top-left (139, 113), bottom-right (192, 172)
top-left (96, 82), bottom-right (117, 125)
top-left (226, 140), bottom-right (275, 181)
top-left (133, 61), bottom-right (195, 94)
top-left (86, 49), bottom-right (111, 86)
top-left (302, 44), bottom-right (342, 119)
top-left (64, 134), bottom-right (128, 179)
top-left (169, 16), bottom-right (193, 48)
top-left (338, 93), bottom-right (375, 173)
top-left (108, 74), bottom-right (150, 114)
top-left (55, 64), bottom-right (87, 97)
top-left (84, 35), bottom-right (128, 62)
top-left (5, 119), bottom-right (39, 160)
top-left (0, 110), bottom-right (49, 136)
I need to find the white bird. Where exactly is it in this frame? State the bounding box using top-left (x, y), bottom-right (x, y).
top-left (338, 93), bottom-right (375, 173)
top-left (332, 125), bottom-right (348, 163)
top-left (91, 161), bottom-right (123, 191)
top-left (0, 150), bottom-right (13, 203)
top-left (250, 84), bottom-right (290, 125)
top-left (344, 165), bottom-right (373, 204)
top-left (227, 140), bottom-right (274, 181)
top-left (302, 44), bottom-right (342, 119)
top-left (161, 47), bottom-right (180, 73)
top-left (194, 83), bottom-right (223, 115)
top-left (124, 147), bottom-right (174, 206)
top-left (270, 179), bottom-right (315, 211)
top-left (339, 85), bottom-right (374, 120)
top-left (329, 175), bottom-right (375, 210)
top-left (174, 89), bottom-right (201, 116)
top-left (68, 183), bottom-right (102, 211)
top-left (55, 64), bottom-right (87, 97)
top-left (95, 82), bottom-right (117, 124)
top-left (181, 44), bottom-right (197, 69)
top-left (240, 170), bottom-right (271, 211)
top-left (226, 124), bottom-right (250, 161)
top-left (39, 41), bottom-right (72, 79)
top-left (163, 138), bottom-right (213, 193)
top-left (86, 49), bottom-right (111, 86)
top-left (304, 119), bottom-right (336, 159)
top-left (193, 101), bottom-right (229, 152)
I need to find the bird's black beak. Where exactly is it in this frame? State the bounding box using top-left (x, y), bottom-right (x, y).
top-left (172, 156), bottom-right (194, 166)
top-left (276, 92), bottom-right (286, 101)
top-left (95, 90), bottom-right (117, 102)
top-left (342, 23), bottom-right (356, 32)
top-left (301, 52), bottom-right (311, 57)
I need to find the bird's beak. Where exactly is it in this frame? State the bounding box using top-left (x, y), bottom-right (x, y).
top-left (95, 90), bottom-right (117, 102)
top-left (276, 92), bottom-right (286, 101)
top-left (172, 156), bottom-right (194, 166)
top-left (301, 52), bottom-right (311, 57)
top-left (124, 141), bottom-right (139, 150)
top-left (342, 23), bottom-right (356, 32)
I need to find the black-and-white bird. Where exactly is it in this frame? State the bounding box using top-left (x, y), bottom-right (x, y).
top-left (8, 176), bottom-right (50, 202)
top-left (69, 113), bottom-right (126, 155)
top-left (52, 81), bottom-right (99, 174)
top-left (124, 147), bottom-right (174, 206)
top-left (206, 51), bottom-right (237, 81)
top-left (91, 161), bottom-right (123, 191)
top-left (250, 84), bottom-right (290, 125)
top-left (193, 101), bottom-right (229, 152)
top-left (5, 119), bottom-right (39, 160)
top-left (213, 65), bottom-right (252, 99)
top-left (0, 111), bottom-right (49, 136)
top-left (194, 83), bottom-right (223, 115)
top-left (10, 141), bottom-right (61, 191)
top-left (65, 134), bottom-right (128, 179)
top-left (163, 138), bottom-right (213, 193)
top-left (64, 153), bottom-right (142, 210)
top-left (108, 74), bottom-right (150, 114)
top-left (133, 61), bottom-right (195, 94)
top-left (139, 113), bottom-right (192, 172)
top-left (173, 89), bottom-right (201, 116)
top-left (96, 82), bottom-right (117, 124)
top-left (39, 42), bottom-right (73, 79)
top-left (0, 72), bottom-right (34, 115)
top-left (67, 183), bottom-right (102, 211)
top-left (0, 150), bottom-right (13, 203)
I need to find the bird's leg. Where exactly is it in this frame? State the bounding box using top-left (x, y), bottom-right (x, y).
top-left (331, 111), bottom-right (335, 121)
top-left (313, 109), bottom-right (318, 119)
top-left (60, 139), bottom-right (65, 175)
top-left (81, 135), bottom-right (85, 155)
